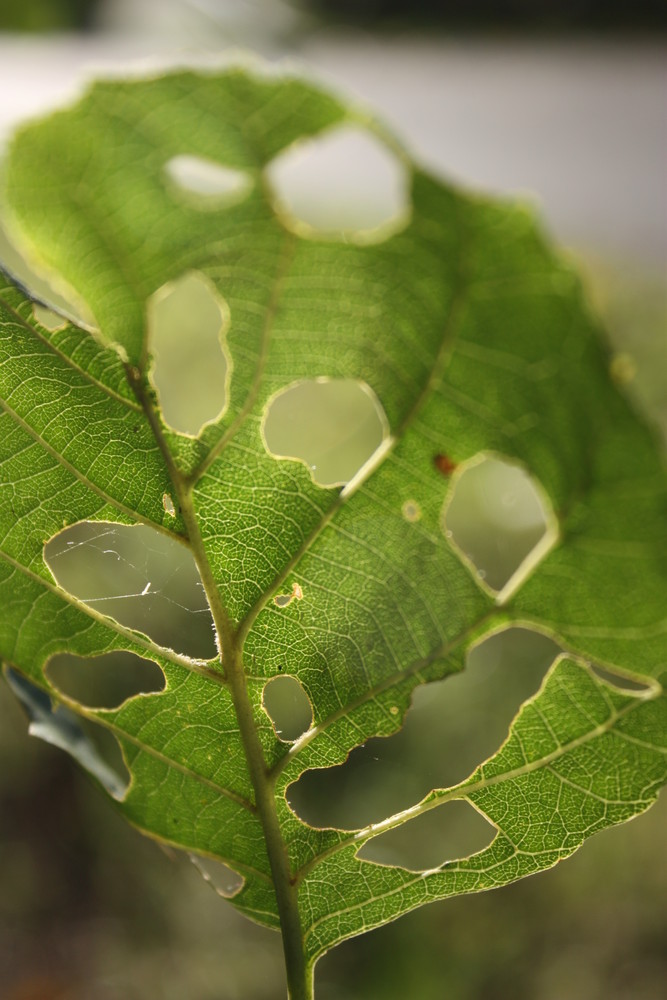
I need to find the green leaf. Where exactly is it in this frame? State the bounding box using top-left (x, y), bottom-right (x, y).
top-left (1, 66), bottom-right (665, 998)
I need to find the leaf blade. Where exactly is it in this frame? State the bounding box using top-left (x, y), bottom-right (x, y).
top-left (1, 65), bottom-right (665, 986)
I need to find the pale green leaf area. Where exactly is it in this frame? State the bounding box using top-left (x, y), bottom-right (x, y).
top-left (0, 67), bottom-right (665, 998)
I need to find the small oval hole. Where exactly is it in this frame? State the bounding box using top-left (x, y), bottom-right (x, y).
top-left (262, 378), bottom-right (388, 487)
top-left (188, 853), bottom-right (244, 898)
top-left (46, 651), bottom-right (165, 709)
top-left (164, 155), bottom-right (252, 206)
top-left (148, 271), bottom-right (230, 436)
top-left (263, 675), bottom-right (313, 743)
top-left (32, 303), bottom-right (68, 332)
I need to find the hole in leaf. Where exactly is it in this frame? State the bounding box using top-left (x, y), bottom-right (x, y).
top-left (273, 581), bottom-right (303, 609)
top-left (4, 667), bottom-right (130, 799)
top-left (289, 627), bottom-right (559, 830)
top-left (148, 271), bottom-right (230, 436)
top-left (589, 664), bottom-right (654, 694)
top-left (357, 800), bottom-right (495, 872)
top-left (162, 492), bottom-right (177, 517)
top-left (266, 124), bottom-right (410, 241)
top-left (187, 853), bottom-right (244, 898)
top-left (45, 651), bottom-right (165, 709)
top-left (164, 155), bottom-right (252, 206)
top-left (32, 303), bottom-right (68, 332)
top-left (262, 378), bottom-right (388, 487)
top-left (443, 455), bottom-right (556, 599)
top-left (263, 675), bottom-right (313, 743)
top-left (44, 522), bottom-right (216, 660)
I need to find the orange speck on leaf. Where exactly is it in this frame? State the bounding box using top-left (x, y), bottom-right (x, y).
top-left (434, 453), bottom-right (457, 476)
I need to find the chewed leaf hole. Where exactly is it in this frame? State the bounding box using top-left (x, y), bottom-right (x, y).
top-left (148, 271), bottom-right (230, 436)
top-left (274, 581), bottom-right (303, 608)
top-left (262, 378), bottom-right (388, 487)
top-left (44, 522), bottom-right (216, 660)
top-left (5, 667), bottom-right (130, 799)
top-left (32, 303), bottom-right (68, 332)
top-left (266, 124), bottom-right (410, 242)
top-left (357, 801), bottom-right (495, 872)
top-left (45, 651), bottom-right (165, 710)
top-left (164, 155), bottom-right (252, 206)
top-left (188, 853), bottom-right (244, 899)
top-left (590, 664), bottom-right (654, 694)
top-left (263, 675), bottom-right (313, 743)
top-left (443, 455), bottom-right (556, 600)
top-left (289, 628), bottom-right (559, 830)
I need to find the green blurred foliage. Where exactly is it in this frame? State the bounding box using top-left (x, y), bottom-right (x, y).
top-left (0, 0), bottom-right (98, 32)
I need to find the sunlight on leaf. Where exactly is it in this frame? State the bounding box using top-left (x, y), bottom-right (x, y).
top-left (0, 65), bottom-right (664, 998)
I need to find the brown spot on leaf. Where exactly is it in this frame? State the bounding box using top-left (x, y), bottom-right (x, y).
top-left (434, 453), bottom-right (457, 476)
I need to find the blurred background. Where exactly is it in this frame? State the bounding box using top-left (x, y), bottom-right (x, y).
top-left (0, 2), bottom-right (665, 999)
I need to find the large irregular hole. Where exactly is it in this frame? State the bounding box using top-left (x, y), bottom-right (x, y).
top-left (164, 155), bottom-right (252, 207)
top-left (265, 124), bottom-right (410, 241)
top-left (5, 667), bottom-right (130, 799)
top-left (148, 271), bottom-right (230, 436)
top-left (263, 675), bottom-right (313, 743)
top-left (45, 651), bottom-right (165, 709)
top-left (188, 853), bottom-right (244, 899)
top-left (443, 455), bottom-right (556, 600)
top-left (289, 627), bottom-right (560, 830)
top-left (262, 378), bottom-right (388, 487)
top-left (357, 800), bottom-right (495, 872)
top-left (44, 522), bottom-right (216, 660)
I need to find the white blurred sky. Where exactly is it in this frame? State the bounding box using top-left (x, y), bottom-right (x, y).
top-left (0, 0), bottom-right (665, 267)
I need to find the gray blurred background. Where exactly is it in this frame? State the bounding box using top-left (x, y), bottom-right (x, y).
top-left (0, 3), bottom-right (665, 999)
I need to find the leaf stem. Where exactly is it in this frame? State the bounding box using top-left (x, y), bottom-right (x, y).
top-left (131, 368), bottom-right (311, 999)
top-left (179, 488), bottom-right (311, 999)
